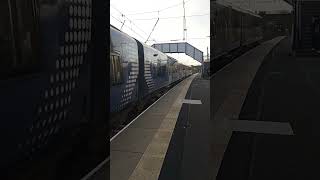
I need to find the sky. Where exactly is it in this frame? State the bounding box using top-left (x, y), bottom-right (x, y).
top-left (110, 0), bottom-right (209, 66)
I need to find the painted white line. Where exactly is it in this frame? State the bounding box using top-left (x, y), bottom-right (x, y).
top-left (231, 120), bottom-right (294, 135)
top-left (110, 76), bottom-right (192, 142)
top-left (182, 99), bottom-right (202, 105)
top-left (80, 157), bottom-right (110, 180)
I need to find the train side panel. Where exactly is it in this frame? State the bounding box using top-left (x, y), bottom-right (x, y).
top-left (212, 1), bottom-right (262, 61)
top-left (243, 14), bottom-right (262, 45)
top-left (110, 27), bottom-right (139, 113)
top-left (1, 0), bottom-right (95, 170)
top-left (142, 45), bottom-right (169, 95)
top-left (212, 3), bottom-right (228, 58)
top-left (168, 57), bottom-right (179, 84)
top-left (212, 2), bottom-right (242, 59)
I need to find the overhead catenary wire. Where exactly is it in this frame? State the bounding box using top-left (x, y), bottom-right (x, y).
top-left (111, 5), bottom-right (161, 43)
top-left (120, 17), bottom-right (126, 30)
top-left (125, 0), bottom-right (192, 16)
top-left (153, 36), bottom-right (210, 43)
top-left (111, 5), bottom-right (149, 37)
top-left (145, 18), bottom-right (160, 43)
top-left (110, 1), bottom-right (208, 44)
top-left (131, 13), bottom-right (210, 21)
top-left (159, 0), bottom-right (191, 11)
top-left (111, 14), bottom-right (147, 40)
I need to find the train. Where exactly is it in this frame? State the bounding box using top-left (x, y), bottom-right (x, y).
top-left (110, 25), bottom-right (193, 127)
top-left (1, 0), bottom-right (192, 178)
top-left (1, 1), bottom-right (108, 179)
top-left (211, 0), bottom-right (263, 60)
top-left (259, 12), bottom-right (293, 41)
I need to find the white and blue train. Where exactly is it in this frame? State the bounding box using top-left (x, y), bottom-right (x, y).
top-left (0, 1), bottom-right (108, 179)
top-left (110, 25), bottom-right (192, 126)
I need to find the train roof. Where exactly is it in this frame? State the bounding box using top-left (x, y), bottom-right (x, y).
top-left (110, 25), bottom-right (184, 63)
top-left (110, 24), bottom-right (164, 54)
top-left (214, 0), bottom-right (262, 18)
top-left (110, 24), bottom-right (121, 31)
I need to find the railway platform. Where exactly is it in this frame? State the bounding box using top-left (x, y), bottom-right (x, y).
top-left (217, 36), bottom-right (320, 179)
top-left (110, 74), bottom-right (198, 180)
top-left (108, 36), bottom-right (284, 180)
top-left (83, 36), bottom-right (289, 180)
top-left (210, 36), bottom-right (286, 179)
top-left (157, 36), bottom-right (286, 180)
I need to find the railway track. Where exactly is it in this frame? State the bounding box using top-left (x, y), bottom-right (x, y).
top-left (110, 77), bottom-right (187, 139)
top-left (78, 77), bottom-right (189, 180)
top-left (211, 42), bottom-right (261, 76)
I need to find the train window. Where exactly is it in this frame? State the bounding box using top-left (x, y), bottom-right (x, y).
top-left (110, 53), bottom-right (123, 85)
top-left (158, 65), bottom-right (166, 76)
top-left (0, 0), bottom-right (39, 79)
top-left (156, 59), bottom-right (167, 77)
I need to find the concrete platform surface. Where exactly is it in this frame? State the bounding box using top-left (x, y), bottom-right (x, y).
top-left (218, 36), bottom-right (320, 180)
top-left (157, 37), bottom-right (285, 180)
top-left (110, 74), bottom-right (196, 180)
top-left (158, 74), bottom-right (211, 180)
top-left (210, 36), bottom-right (286, 180)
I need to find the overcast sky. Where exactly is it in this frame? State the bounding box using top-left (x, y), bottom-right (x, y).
top-left (110, 0), bottom-right (209, 66)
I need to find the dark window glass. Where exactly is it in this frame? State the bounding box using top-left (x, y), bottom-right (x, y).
top-left (110, 53), bottom-right (123, 85)
top-left (156, 59), bottom-right (167, 77)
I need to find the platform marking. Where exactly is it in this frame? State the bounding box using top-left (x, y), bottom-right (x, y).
top-left (231, 120), bottom-right (294, 135)
top-left (182, 99), bottom-right (202, 105)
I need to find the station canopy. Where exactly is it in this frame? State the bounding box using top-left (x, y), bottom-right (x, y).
top-left (151, 42), bottom-right (204, 63)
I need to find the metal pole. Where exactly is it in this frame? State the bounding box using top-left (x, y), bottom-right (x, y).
top-left (145, 18), bottom-right (159, 43)
top-left (183, 0), bottom-right (187, 41)
top-left (207, 46), bottom-right (209, 61)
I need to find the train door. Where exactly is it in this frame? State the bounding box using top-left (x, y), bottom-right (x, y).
top-left (136, 40), bottom-right (145, 100)
top-left (167, 58), bottom-right (172, 84)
